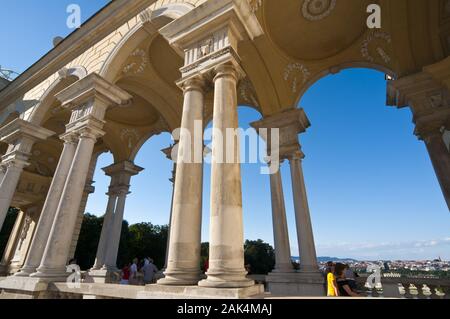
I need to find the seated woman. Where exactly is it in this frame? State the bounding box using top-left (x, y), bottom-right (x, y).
top-left (335, 263), bottom-right (363, 297)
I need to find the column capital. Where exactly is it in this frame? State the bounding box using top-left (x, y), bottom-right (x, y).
top-left (160, 0), bottom-right (262, 81)
top-left (59, 132), bottom-right (78, 145)
top-left (178, 76), bottom-right (207, 93)
top-left (55, 73), bottom-right (132, 111)
top-left (251, 108), bottom-right (310, 161)
top-left (0, 118), bottom-right (55, 157)
top-left (387, 71), bottom-right (450, 138)
top-left (102, 160), bottom-right (144, 181)
top-left (213, 63), bottom-right (244, 83)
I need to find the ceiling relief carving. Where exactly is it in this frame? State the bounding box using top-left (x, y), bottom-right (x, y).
top-left (360, 30), bottom-right (392, 65)
top-left (123, 48), bottom-right (150, 75)
top-left (248, 0), bottom-right (263, 13)
top-left (238, 78), bottom-right (260, 108)
top-left (121, 128), bottom-right (140, 149)
top-left (301, 0), bottom-right (337, 21)
top-left (264, 0), bottom-right (370, 60)
top-left (284, 63), bottom-right (311, 94)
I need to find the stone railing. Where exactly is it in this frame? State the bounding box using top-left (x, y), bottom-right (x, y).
top-left (355, 274), bottom-right (449, 299)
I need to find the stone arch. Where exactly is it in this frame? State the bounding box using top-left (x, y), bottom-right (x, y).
top-left (28, 66), bottom-right (87, 126)
top-left (99, 2), bottom-right (195, 82)
top-left (295, 62), bottom-right (397, 106)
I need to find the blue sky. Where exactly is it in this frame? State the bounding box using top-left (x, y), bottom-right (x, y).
top-left (1, 1), bottom-right (449, 260)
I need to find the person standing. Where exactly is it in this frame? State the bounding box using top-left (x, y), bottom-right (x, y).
top-left (120, 263), bottom-right (131, 285)
top-left (326, 262), bottom-right (339, 297)
top-left (142, 258), bottom-right (159, 285)
top-left (129, 258), bottom-right (139, 285)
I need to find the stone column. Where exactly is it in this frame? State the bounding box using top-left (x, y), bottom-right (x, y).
top-left (30, 73), bottom-right (132, 280)
top-left (0, 210), bottom-right (24, 275)
top-left (91, 184), bottom-right (118, 270)
top-left (89, 161), bottom-right (142, 282)
top-left (269, 162), bottom-right (294, 273)
top-left (0, 165), bottom-right (5, 185)
top-left (68, 152), bottom-right (101, 261)
top-left (387, 71), bottom-right (450, 210)
top-left (0, 120), bottom-right (54, 232)
top-left (161, 145), bottom-right (177, 272)
top-left (199, 64), bottom-right (253, 289)
top-left (421, 129), bottom-right (450, 209)
top-left (158, 77), bottom-right (205, 286)
top-left (15, 134), bottom-right (78, 277)
top-left (0, 161), bottom-right (27, 230)
top-left (103, 187), bottom-right (129, 271)
top-left (32, 127), bottom-right (104, 279)
top-left (288, 150), bottom-right (319, 273)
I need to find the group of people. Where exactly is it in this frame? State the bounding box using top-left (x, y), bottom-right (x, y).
top-left (120, 257), bottom-right (159, 285)
top-left (325, 262), bottom-right (363, 297)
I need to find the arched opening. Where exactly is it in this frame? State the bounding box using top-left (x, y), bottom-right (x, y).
top-left (291, 67), bottom-right (450, 262)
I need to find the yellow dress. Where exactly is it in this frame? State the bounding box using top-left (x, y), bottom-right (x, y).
top-left (327, 272), bottom-right (337, 296)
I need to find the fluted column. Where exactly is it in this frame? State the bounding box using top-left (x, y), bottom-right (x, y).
top-left (422, 129), bottom-right (450, 209)
top-left (288, 150), bottom-right (319, 273)
top-left (269, 162), bottom-right (294, 273)
top-left (103, 186), bottom-right (129, 271)
top-left (158, 77), bottom-right (205, 286)
top-left (32, 127), bottom-right (104, 279)
top-left (91, 185), bottom-right (118, 270)
top-left (15, 134), bottom-right (78, 277)
top-left (199, 64), bottom-right (253, 289)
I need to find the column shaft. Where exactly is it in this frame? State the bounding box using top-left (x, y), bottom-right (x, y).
top-left (424, 132), bottom-right (450, 209)
top-left (32, 133), bottom-right (98, 279)
top-left (16, 138), bottom-right (77, 276)
top-left (199, 65), bottom-right (253, 288)
top-left (158, 78), bottom-right (204, 286)
top-left (270, 167), bottom-right (294, 273)
top-left (0, 164), bottom-right (25, 231)
top-left (103, 190), bottom-right (127, 270)
top-left (92, 191), bottom-right (117, 270)
top-left (289, 155), bottom-right (319, 272)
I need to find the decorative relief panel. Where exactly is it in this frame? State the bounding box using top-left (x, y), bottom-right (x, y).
top-left (284, 63), bottom-right (311, 93)
top-left (302, 0), bottom-right (337, 21)
top-left (121, 128), bottom-right (140, 149)
top-left (123, 48), bottom-right (150, 75)
top-left (184, 28), bottom-right (231, 68)
top-left (247, 0), bottom-right (263, 13)
top-left (361, 31), bottom-right (392, 65)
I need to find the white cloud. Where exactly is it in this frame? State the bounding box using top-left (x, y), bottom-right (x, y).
top-left (306, 238), bottom-right (450, 260)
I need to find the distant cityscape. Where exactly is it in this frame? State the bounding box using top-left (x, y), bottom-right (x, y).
top-left (292, 257), bottom-right (450, 275)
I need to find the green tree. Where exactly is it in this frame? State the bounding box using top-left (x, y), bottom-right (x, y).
top-left (244, 239), bottom-right (275, 275)
top-left (73, 213), bottom-right (103, 270)
top-left (0, 208), bottom-right (19, 257)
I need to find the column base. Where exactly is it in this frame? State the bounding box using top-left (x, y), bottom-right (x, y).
top-left (14, 266), bottom-right (38, 277)
top-left (198, 269), bottom-right (254, 288)
top-left (88, 269), bottom-right (121, 284)
top-left (29, 267), bottom-right (69, 282)
top-left (157, 269), bottom-right (202, 286)
top-left (266, 271), bottom-right (325, 296)
top-left (0, 263), bottom-right (9, 276)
